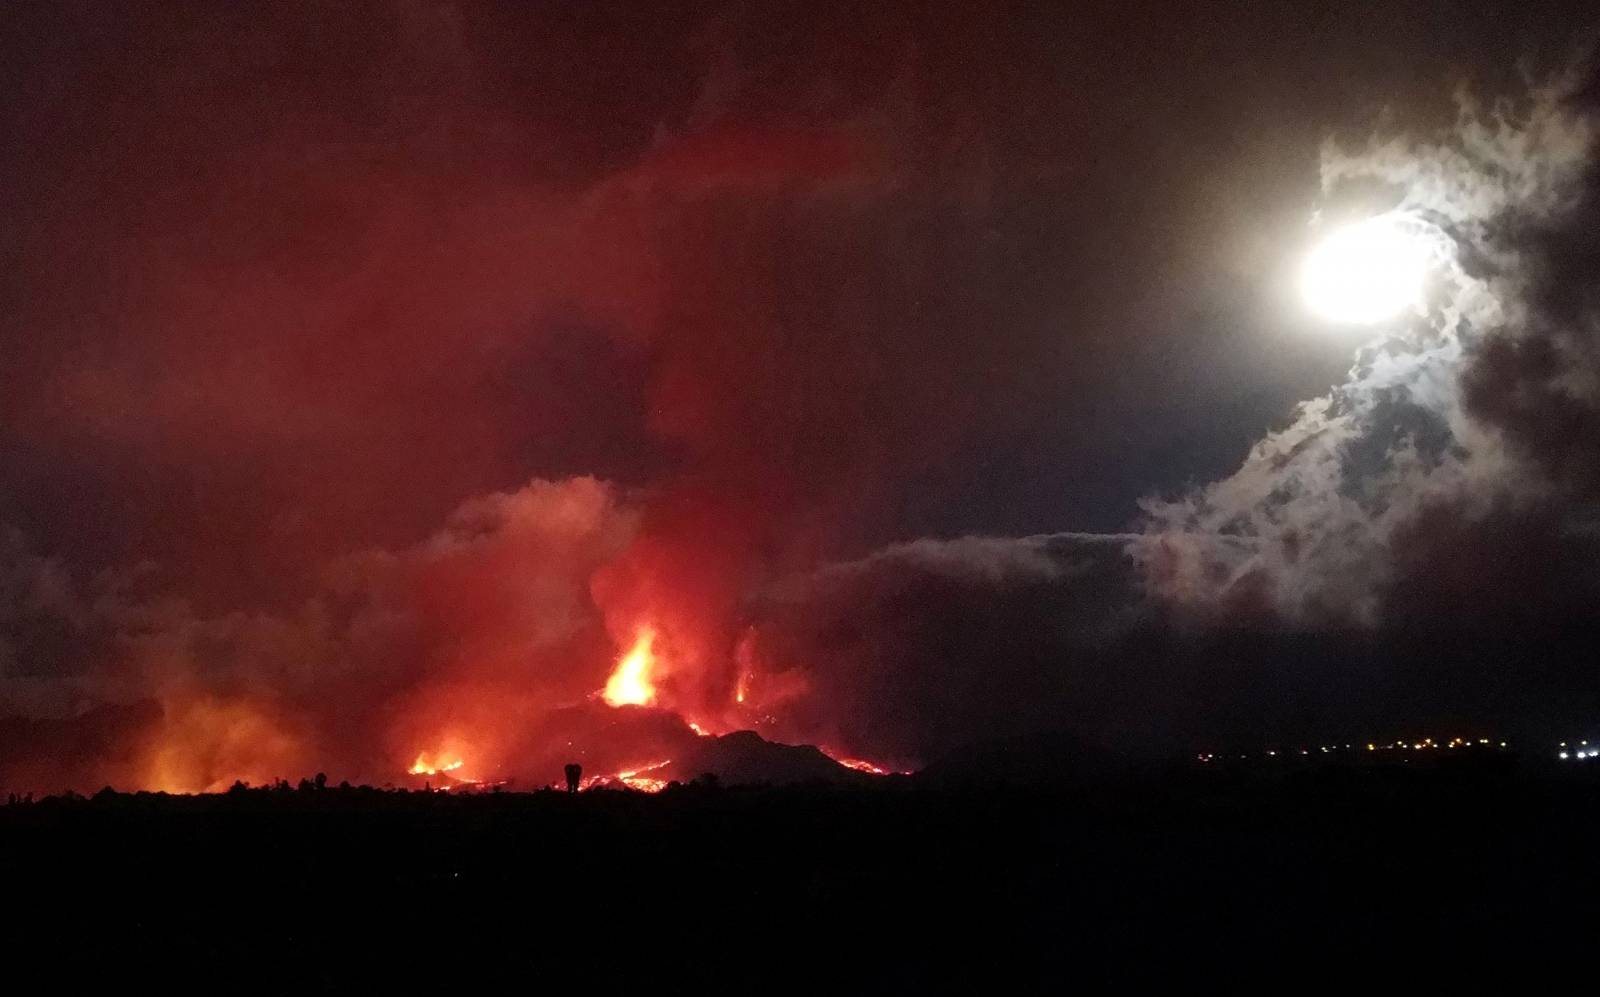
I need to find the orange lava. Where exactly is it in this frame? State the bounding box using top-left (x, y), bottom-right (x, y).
top-left (616, 760), bottom-right (672, 793)
top-left (602, 627), bottom-right (659, 707)
top-left (835, 757), bottom-right (890, 775)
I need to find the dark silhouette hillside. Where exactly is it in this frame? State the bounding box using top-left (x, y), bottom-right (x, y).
top-left (4, 755), bottom-right (1599, 991)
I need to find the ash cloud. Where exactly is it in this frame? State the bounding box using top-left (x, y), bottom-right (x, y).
top-left (742, 532), bottom-right (1151, 766)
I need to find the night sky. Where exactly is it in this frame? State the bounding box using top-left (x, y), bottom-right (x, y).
top-left (3, 2), bottom-right (1600, 793)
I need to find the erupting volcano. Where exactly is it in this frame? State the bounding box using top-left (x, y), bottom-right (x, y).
top-left (9, 5), bottom-right (1600, 990)
top-left (6, 0), bottom-right (1599, 815)
top-left (367, 611), bottom-right (906, 795)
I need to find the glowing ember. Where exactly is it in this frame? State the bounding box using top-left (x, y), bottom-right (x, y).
top-left (408, 754), bottom-right (465, 777)
top-left (602, 627), bottom-right (659, 707)
top-left (688, 721), bottom-right (710, 736)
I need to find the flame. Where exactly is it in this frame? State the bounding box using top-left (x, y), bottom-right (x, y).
top-left (602, 627), bottom-right (659, 707)
top-left (408, 754), bottom-right (465, 777)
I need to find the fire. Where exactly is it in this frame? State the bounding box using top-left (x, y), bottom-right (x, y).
top-left (602, 627), bottom-right (659, 707)
top-left (408, 754), bottom-right (465, 777)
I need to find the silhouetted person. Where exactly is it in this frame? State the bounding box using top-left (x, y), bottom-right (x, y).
top-left (564, 763), bottom-right (582, 793)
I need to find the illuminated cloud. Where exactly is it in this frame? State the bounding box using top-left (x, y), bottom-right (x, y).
top-left (1136, 68), bottom-right (1600, 627)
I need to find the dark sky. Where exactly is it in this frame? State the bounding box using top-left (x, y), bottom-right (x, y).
top-left (3, 2), bottom-right (1599, 791)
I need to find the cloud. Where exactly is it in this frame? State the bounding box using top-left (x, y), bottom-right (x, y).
top-left (1136, 64), bottom-right (1600, 628)
top-left (740, 532), bottom-right (1147, 766)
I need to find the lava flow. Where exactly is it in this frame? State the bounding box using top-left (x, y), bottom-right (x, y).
top-left (602, 628), bottom-right (659, 707)
top-left (822, 749), bottom-right (905, 776)
top-left (616, 760), bottom-right (673, 793)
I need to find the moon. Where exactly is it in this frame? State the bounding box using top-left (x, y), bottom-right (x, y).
top-left (1300, 214), bottom-right (1431, 325)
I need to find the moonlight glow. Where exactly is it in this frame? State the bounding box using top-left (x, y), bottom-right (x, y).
top-left (1300, 215), bottom-right (1431, 325)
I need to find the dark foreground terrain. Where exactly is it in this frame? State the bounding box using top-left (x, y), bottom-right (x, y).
top-left (4, 757), bottom-right (1600, 992)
